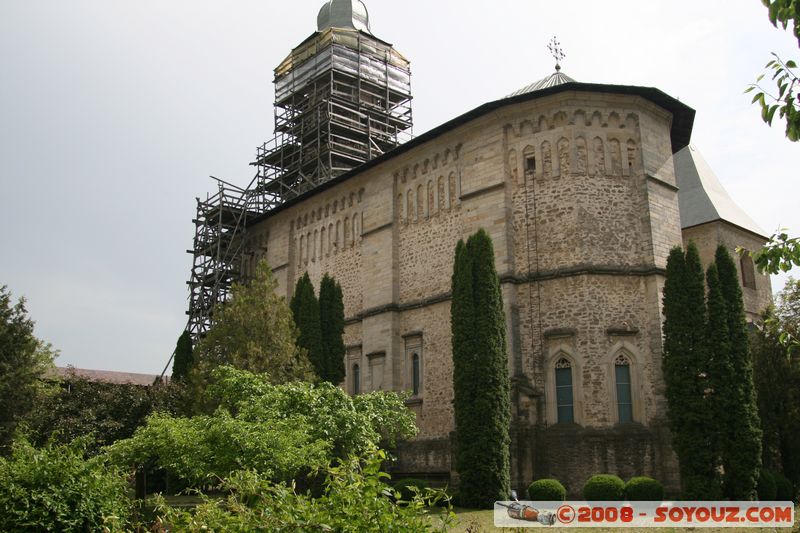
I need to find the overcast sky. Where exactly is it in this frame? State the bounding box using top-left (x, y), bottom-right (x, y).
top-left (1, 1), bottom-right (797, 375)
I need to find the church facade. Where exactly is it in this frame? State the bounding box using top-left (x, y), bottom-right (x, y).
top-left (233, 2), bottom-right (772, 495)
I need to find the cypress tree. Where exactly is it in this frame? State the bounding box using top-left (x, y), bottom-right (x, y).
top-left (714, 245), bottom-right (762, 499)
top-left (171, 330), bottom-right (194, 382)
top-left (451, 229), bottom-right (510, 508)
top-left (319, 273), bottom-right (346, 384)
top-left (291, 273), bottom-right (324, 380)
top-left (705, 263), bottom-right (732, 481)
top-left (662, 244), bottom-right (720, 498)
top-left (451, 239), bottom-right (476, 504)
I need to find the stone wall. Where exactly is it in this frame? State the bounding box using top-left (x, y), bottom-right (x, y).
top-left (682, 222), bottom-right (772, 321)
top-left (244, 89), bottom-right (767, 496)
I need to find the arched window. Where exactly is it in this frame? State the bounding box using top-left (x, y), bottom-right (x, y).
top-left (555, 358), bottom-right (574, 423)
top-left (614, 354), bottom-right (633, 423)
top-left (412, 353), bottom-right (420, 396)
top-left (352, 364), bottom-right (360, 395)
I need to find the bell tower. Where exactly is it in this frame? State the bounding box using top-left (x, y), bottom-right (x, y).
top-left (253, 0), bottom-right (413, 208)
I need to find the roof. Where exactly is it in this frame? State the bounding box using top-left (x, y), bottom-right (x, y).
top-left (46, 366), bottom-right (163, 386)
top-left (249, 81), bottom-right (695, 226)
top-left (317, 0), bottom-right (371, 34)
top-left (506, 68), bottom-right (576, 97)
top-left (675, 145), bottom-right (768, 239)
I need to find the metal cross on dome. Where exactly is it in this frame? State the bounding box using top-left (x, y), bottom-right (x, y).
top-left (548, 36), bottom-right (565, 71)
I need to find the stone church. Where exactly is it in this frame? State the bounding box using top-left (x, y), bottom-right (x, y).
top-left (195, 1), bottom-right (773, 494)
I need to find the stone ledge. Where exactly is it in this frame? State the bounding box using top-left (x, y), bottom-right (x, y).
top-left (606, 327), bottom-right (639, 336)
top-left (544, 328), bottom-right (576, 339)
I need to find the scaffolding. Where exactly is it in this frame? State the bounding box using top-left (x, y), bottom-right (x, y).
top-left (185, 176), bottom-right (269, 339)
top-left (185, 27), bottom-right (412, 343)
top-left (253, 27), bottom-right (413, 204)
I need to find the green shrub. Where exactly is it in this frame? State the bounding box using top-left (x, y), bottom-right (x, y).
top-left (528, 478), bottom-right (566, 501)
top-left (582, 474), bottom-right (625, 501)
top-left (757, 469), bottom-right (777, 501)
top-left (153, 448), bottom-right (453, 532)
top-left (625, 476), bottom-right (664, 501)
top-left (0, 437), bottom-right (130, 532)
top-left (772, 471), bottom-right (794, 501)
top-left (105, 366), bottom-right (417, 488)
top-left (393, 478), bottom-right (429, 502)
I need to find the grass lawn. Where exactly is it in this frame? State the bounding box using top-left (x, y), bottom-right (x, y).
top-left (446, 506), bottom-right (800, 533)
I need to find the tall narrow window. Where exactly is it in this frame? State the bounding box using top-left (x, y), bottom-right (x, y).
top-left (404, 334), bottom-right (423, 397)
top-left (524, 155), bottom-right (536, 175)
top-left (352, 364), bottom-right (360, 395)
top-left (740, 253), bottom-right (756, 289)
top-left (412, 353), bottom-right (420, 396)
top-left (555, 358), bottom-right (574, 423)
top-left (615, 355), bottom-right (633, 423)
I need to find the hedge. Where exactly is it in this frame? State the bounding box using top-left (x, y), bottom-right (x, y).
top-left (582, 474), bottom-right (625, 501)
top-left (527, 479), bottom-right (566, 501)
top-left (625, 476), bottom-right (664, 501)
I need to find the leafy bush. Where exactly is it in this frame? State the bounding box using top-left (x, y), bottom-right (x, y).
top-left (27, 372), bottom-right (183, 455)
top-left (152, 448), bottom-right (454, 532)
top-left (757, 469), bottom-right (778, 501)
top-left (773, 471), bottom-right (795, 501)
top-left (527, 478), bottom-right (566, 501)
top-left (393, 477), bottom-right (429, 502)
top-left (104, 410), bottom-right (330, 487)
top-left (105, 366), bottom-right (416, 487)
top-left (0, 437), bottom-right (130, 532)
top-left (682, 474), bottom-right (722, 500)
top-left (582, 474), bottom-right (625, 501)
top-left (625, 476), bottom-right (664, 501)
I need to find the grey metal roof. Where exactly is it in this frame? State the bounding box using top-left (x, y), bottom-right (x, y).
top-left (506, 68), bottom-right (576, 97)
top-left (675, 145), bottom-right (768, 238)
top-left (317, 0), bottom-right (371, 34)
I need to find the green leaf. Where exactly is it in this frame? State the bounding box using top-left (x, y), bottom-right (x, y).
top-left (786, 60), bottom-right (797, 68)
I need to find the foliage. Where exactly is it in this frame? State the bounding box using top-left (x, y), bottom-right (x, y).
top-left (752, 289), bottom-right (800, 487)
top-left (105, 409), bottom-right (329, 487)
top-left (27, 372), bottom-right (182, 456)
top-left (775, 277), bottom-right (800, 350)
top-left (757, 469), bottom-right (778, 501)
top-left (747, 54), bottom-right (799, 141)
top-left (745, 1), bottom-right (800, 283)
top-left (151, 448), bottom-right (453, 533)
top-left (190, 261), bottom-right (313, 408)
top-left (746, 232), bottom-right (800, 276)
top-left (105, 366), bottom-right (416, 487)
top-left (450, 229), bottom-right (511, 508)
top-left (624, 477), bottom-right (664, 501)
top-left (171, 330), bottom-right (194, 382)
top-left (705, 262), bottom-right (732, 481)
top-left (582, 474), bottom-right (625, 501)
top-left (0, 286), bottom-right (57, 453)
top-left (773, 471), bottom-right (796, 501)
top-left (319, 273), bottom-right (347, 384)
top-left (747, 0), bottom-right (800, 141)
top-left (662, 245), bottom-right (720, 499)
top-left (714, 245), bottom-right (762, 500)
top-left (291, 272), bottom-right (324, 380)
top-left (527, 479), bottom-right (566, 501)
top-left (393, 477), bottom-right (429, 502)
top-left (0, 437), bottom-right (130, 532)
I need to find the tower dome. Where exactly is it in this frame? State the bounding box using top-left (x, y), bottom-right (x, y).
top-left (317, 0), bottom-right (371, 33)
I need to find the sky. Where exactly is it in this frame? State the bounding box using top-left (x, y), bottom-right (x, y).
top-left (1, 1), bottom-right (798, 375)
